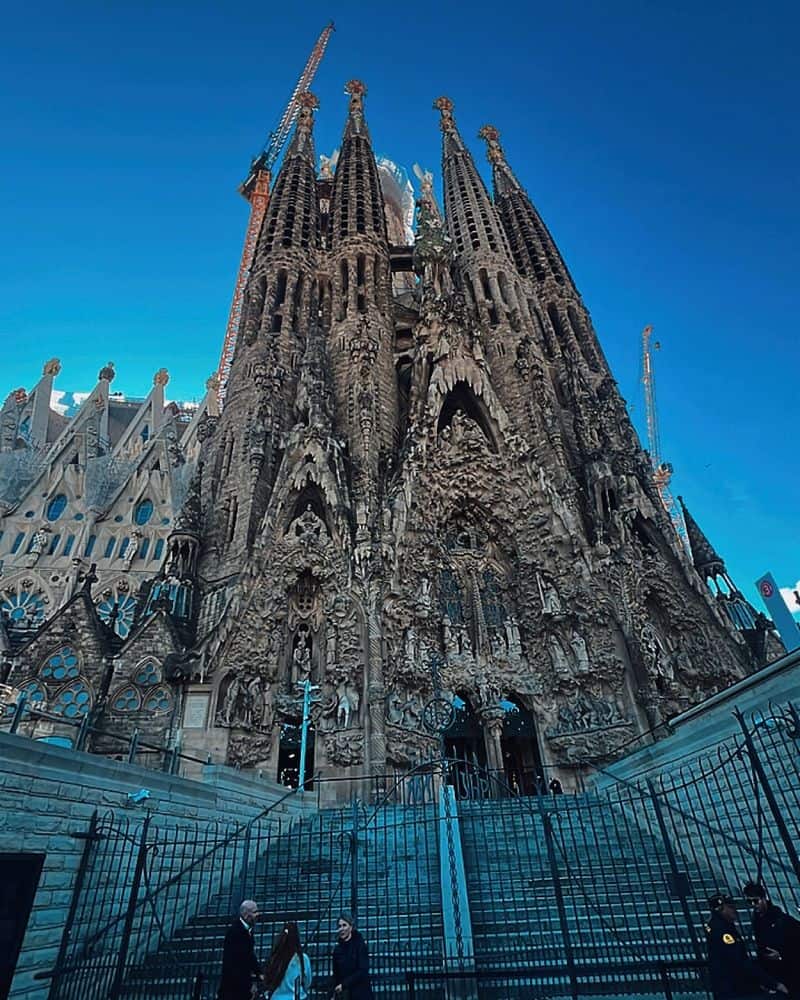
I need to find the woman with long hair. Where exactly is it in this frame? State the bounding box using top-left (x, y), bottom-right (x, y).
top-left (261, 921), bottom-right (312, 999)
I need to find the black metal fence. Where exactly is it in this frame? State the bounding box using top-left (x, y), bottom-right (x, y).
top-left (35, 700), bottom-right (800, 1000)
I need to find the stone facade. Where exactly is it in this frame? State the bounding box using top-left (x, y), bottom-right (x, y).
top-left (1, 84), bottom-right (779, 792)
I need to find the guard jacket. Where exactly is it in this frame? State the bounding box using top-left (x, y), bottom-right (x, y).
top-left (706, 912), bottom-right (778, 1000)
top-left (752, 903), bottom-right (800, 993)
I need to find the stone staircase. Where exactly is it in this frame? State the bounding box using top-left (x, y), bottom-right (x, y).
top-left (120, 802), bottom-right (443, 999)
top-left (109, 789), bottom-right (735, 1000)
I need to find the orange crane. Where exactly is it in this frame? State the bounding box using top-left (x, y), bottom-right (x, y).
top-left (641, 325), bottom-right (688, 549)
top-left (215, 22), bottom-right (335, 407)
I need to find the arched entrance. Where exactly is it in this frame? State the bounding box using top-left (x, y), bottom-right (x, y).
top-left (499, 698), bottom-right (543, 795)
top-left (277, 719), bottom-right (315, 790)
top-left (444, 696), bottom-right (487, 799)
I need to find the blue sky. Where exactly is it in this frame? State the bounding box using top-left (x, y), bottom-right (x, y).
top-left (1, 1), bottom-right (798, 619)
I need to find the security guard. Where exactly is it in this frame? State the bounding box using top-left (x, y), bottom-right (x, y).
top-left (742, 882), bottom-right (800, 997)
top-left (705, 892), bottom-right (787, 1000)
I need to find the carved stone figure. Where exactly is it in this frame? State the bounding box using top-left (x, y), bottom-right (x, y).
top-left (292, 634), bottom-right (312, 684)
top-left (538, 573), bottom-right (562, 616)
top-left (547, 634), bottom-right (572, 679)
top-left (569, 631), bottom-right (591, 675)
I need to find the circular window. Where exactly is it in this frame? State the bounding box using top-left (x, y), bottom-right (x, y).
top-left (113, 687), bottom-right (142, 712)
top-left (45, 494), bottom-right (67, 521)
top-left (39, 647), bottom-right (80, 681)
top-left (52, 681), bottom-right (91, 718)
top-left (134, 499), bottom-right (154, 526)
top-left (96, 593), bottom-right (137, 638)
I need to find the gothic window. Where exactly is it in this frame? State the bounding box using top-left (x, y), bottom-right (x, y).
top-left (479, 570), bottom-right (507, 629)
top-left (154, 539), bottom-right (165, 561)
top-left (438, 569), bottom-right (466, 624)
top-left (84, 534), bottom-right (96, 557)
top-left (119, 538), bottom-right (130, 559)
top-left (139, 538), bottom-right (149, 560)
top-left (104, 538), bottom-right (116, 559)
top-left (134, 499), bottom-right (154, 525)
top-left (48, 534), bottom-right (60, 555)
top-left (96, 591), bottom-right (138, 638)
top-left (63, 535), bottom-right (75, 557)
top-left (1, 587), bottom-right (46, 633)
top-left (39, 647), bottom-right (81, 683)
top-left (11, 532), bottom-right (25, 554)
top-left (52, 680), bottom-right (91, 719)
top-left (3, 679), bottom-right (45, 716)
top-left (135, 660), bottom-right (161, 686)
top-left (112, 686), bottom-right (142, 712)
top-left (46, 494), bottom-right (67, 521)
top-left (143, 686), bottom-right (172, 714)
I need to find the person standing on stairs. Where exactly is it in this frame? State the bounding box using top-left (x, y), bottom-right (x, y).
top-left (218, 899), bottom-right (264, 1000)
top-left (705, 893), bottom-right (788, 1000)
top-left (262, 921), bottom-right (312, 999)
top-left (332, 912), bottom-right (374, 999)
top-left (742, 882), bottom-right (800, 998)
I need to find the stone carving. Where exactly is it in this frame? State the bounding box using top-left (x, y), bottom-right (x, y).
top-left (325, 730), bottom-right (364, 767)
top-left (216, 672), bottom-right (272, 730)
top-left (569, 631), bottom-right (591, 675)
top-left (335, 680), bottom-right (360, 729)
top-left (292, 631), bottom-right (312, 684)
top-left (28, 526), bottom-right (50, 564)
top-left (122, 530), bottom-right (141, 570)
top-left (537, 573), bottom-right (563, 616)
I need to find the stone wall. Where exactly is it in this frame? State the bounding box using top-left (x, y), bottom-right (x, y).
top-left (0, 733), bottom-right (313, 1000)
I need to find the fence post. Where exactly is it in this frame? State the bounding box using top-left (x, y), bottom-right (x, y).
top-left (646, 778), bottom-right (702, 961)
top-left (108, 814), bottom-right (151, 1000)
top-left (349, 799), bottom-right (359, 919)
top-left (127, 729), bottom-right (139, 765)
top-left (537, 796), bottom-right (578, 1000)
top-left (9, 693), bottom-right (27, 733)
top-left (47, 810), bottom-right (101, 1000)
top-left (734, 708), bottom-right (800, 888)
top-left (237, 822), bottom-right (253, 907)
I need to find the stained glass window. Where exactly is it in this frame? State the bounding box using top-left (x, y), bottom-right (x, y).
top-left (46, 494), bottom-right (67, 521)
top-left (11, 532), bottom-right (25, 553)
top-left (3, 679), bottom-right (46, 716)
top-left (112, 686), bottom-right (142, 712)
top-left (1, 589), bottom-right (45, 631)
top-left (96, 592), bottom-right (137, 638)
top-left (134, 499), bottom-right (154, 525)
top-left (104, 538), bottom-right (116, 558)
top-left (135, 660), bottom-right (160, 686)
top-left (52, 681), bottom-right (91, 718)
top-left (143, 687), bottom-right (172, 714)
top-left (84, 534), bottom-right (96, 557)
top-left (153, 539), bottom-right (164, 561)
top-left (39, 647), bottom-right (81, 682)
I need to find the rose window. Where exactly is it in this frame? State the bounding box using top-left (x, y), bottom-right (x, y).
top-left (96, 592), bottom-right (138, 638)
top-left (1, 589), bottom-right (45, 633)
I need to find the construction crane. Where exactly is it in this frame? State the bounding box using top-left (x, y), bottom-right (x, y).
top-left (640, 325), bottom-right (688, 549)
top-left (215, 22), bottom-right (335, 407)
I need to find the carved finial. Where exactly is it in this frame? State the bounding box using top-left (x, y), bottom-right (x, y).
top-left (478, 124), bottom-right (505, 165)
top-left (205, 372), bottom-right (220, 392)
top-left (98, 361), bottom-right (115, 383)
top-left (153, 368), bottom-right (169, 387)
top-left (344, 79), bottom-right (367, 116)
top-left (43, 358), bottom-right (61, 378)
top-left (12, 388), bottom-right (27, 405)
top-left (433, 96), bottom-right (456, 132)
top-left (296, 91), bottom-right (319, 133)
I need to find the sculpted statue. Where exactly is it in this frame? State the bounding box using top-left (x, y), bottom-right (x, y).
top-left (489, 629), bottom-right (507, 658)
top-left (547, 634), bottom-right (572, 679)
top-left (538, 573), bottom-right (563, 616)
top-left (29, 526), bottom-right (50, 561)
top-left (292, 635), bottom-right (312, 683)
top-left (569, 631), bottom-right (591, 675)
top-left (504, 617), bottom-right (522, 659)
top-left (123, 530), bottom-right (141, 570)
top-left (336, 681), bottom-right (360, 729)
top-left (218, 673), bottom-right (241, 727)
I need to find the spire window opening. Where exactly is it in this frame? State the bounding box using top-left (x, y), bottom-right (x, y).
top-left (292, 275), bottom-right (305, 329)
top-left (547, 304), bottom-right (568, 349)
top-left (338, 259), bottom-right (349, 321)
top-left (222, 436), bottom-right (235, 477)
top-left (227, 497), bottom-right (238, 543)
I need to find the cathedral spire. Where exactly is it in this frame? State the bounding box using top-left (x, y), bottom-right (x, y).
top-left (677, 495), bottom-right (727, 582)
top-left (434, 97), bottom-right (511, 263)
top-left (330, 80), bottom-right (387, 246)
top-left (284, 90), bottom-right (319, 165)
top-left (478, 123), bottom-right (575, 292)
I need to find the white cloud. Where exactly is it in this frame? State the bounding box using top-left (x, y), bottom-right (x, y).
top-left (779, 582), bottom-right (800, 618)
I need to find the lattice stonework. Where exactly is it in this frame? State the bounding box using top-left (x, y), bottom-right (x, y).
top-left (96, 590), bottom-right (138, 638)
top-left (0, 585), bottom-right (46, 633)
top-left (38, 646), bottom-right (81, 683)
top-left (51, 680), bottom-right (92, 718)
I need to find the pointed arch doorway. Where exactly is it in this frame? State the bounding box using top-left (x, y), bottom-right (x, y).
top-left (444, 695), bottom-right (488, 799)
top-left (499, 699), bottom-right (544, 795)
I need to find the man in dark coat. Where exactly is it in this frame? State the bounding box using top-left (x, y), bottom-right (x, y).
top-left (705, 893), bottom-right (787, 1000)
top-left (218, 899), bottom-right (263, 1000)
top-left (332, 912), bottom-right (374, 1000)
top-left (743, 882), bottom-right (800, 997)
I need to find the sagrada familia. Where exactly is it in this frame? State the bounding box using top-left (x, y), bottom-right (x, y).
top-left (0, 83), bottom-right (780, 794)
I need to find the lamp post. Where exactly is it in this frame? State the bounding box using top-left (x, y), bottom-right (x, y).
top-left (295, 679), bottom-right (319, 793)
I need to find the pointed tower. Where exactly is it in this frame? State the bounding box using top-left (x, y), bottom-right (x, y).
top-left (200, 93), bottom-right (321, 575)
top-left (479, 124), bottom-right (604, 373)
top-left (328, 80), bottom-right (398, 508)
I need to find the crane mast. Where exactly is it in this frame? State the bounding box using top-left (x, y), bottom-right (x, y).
top-left (215, 22), bottom-right (335, 407)
top-left (641, 325), bottom-right (688, 549)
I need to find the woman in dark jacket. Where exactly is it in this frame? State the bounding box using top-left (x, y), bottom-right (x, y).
top-left (332, 913), bottom-right (374, 999)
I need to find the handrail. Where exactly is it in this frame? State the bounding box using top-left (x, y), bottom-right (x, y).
top-left (37, 770), bottom-right (319, 980)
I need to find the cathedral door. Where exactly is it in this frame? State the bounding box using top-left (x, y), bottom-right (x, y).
top-left (277, 720), bottom-right (315, 791)
top-left (500, 700), bottom-right (543, 795)
top-left (444, 697), bottom-right (488, 799)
